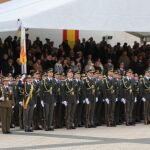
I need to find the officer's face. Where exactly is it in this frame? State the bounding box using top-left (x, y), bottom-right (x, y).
top-left (126, 72), bottom-right (131, 77)
top-left (27, 78), bottom-right (32, 83)
top-left (94, 73), bottom-right (99, 79)
top-left (3, 80), bottom-right (9, 86)
top-left (134, 76), bottom-right (139, 81)
top-left (87, 72), bottom-right (93, 77)
top-left (48, 72), bottom-right (53, 78)
top-left (113, 73), bottom-right (117, 78)
top-left (55, 75), bottom-right (59, 79)
top-left (74, 74), bottom-right (80, 80)
top-left (67, 72), bottom-right (73, 79)
top-left (98, 75), bottom-right (103, 80)
top-left (108, 71), bottom-right (113, 77)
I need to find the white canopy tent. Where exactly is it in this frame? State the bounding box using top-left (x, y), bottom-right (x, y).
top-left (0, 0), bottom-right (150, 39)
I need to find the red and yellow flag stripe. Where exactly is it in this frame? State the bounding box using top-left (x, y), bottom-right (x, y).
top-left (63, 30), bottom-right (79, 49)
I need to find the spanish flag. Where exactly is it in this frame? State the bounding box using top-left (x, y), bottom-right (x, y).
top-left (20, 26), bottom-right (27, 65)
top-left (63, 30), bottom-right (79, 49)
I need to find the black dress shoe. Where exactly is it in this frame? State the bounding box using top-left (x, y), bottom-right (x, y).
top-left (71, 126), bottom-right (76, 129)
top-left (90, 125), bottom-right (96, 128)
top-left (29, 129), bottom-right (33, 132)
top-left (6, 131), bottom-right (11, 134)
top-left (49, 127), bottom-right (54, 131)
top-left (25, 129), bottom-right (30, 132)
top-left (10, 124), bottom-right (15, 128)
top-left (130, 122), bottom-right (135, 126)
top-left (126, 123), bottom-right (131, 126)
top-left (78, 124), bottom-right (83, 127)
top-left (97, 123), bottom-right (102, 126)
top-left (116, 123), bottom-right (119, 125)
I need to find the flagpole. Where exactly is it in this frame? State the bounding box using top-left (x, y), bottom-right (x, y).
top-left (21, 64), bottom-right (27, 74)
top-left (18, 19), bottom-right (27, 74)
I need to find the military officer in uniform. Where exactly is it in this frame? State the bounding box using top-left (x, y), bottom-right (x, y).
top-left (103, 69), bottom-right (116, 127)
top-left (63, 69), bottom-right (77, 129)
top-left (133, 73), bottom-right (141, 123)
top-left (121, 69), bottom-right (135, 126)
top-left (113, 71), bottom-right (122, 125)
top-left (84, 69), bottom-right (96, 128)
top-left (23, 75), bottom-right (36, 132)
top-left (40, 68), bottom-right (56, 131)
top-left (54, 72), bottom-right (62, 128)
top-left (17, 75), bottom-right (25, 129)
top-left (79, 73), bottom-right (87, 127)
top-left (94, 70), bottom-right (104, 126)
top-left (32, 72), bottom-right (42, 130)
top-left (140, 69), bottom-right (150, 125)
top-left (0, 77), bottom-right (14, 134)
top-left (60, 73), bottom-right (67, 128)
top-left (73, 71), bottom-right (83, 127)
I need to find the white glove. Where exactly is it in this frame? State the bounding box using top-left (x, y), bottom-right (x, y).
top-left (103, 99), bottom-right (105, 102)
top-left (34, 104), bottom-right (37, 108)
top-left (105, 98), bottom-right (109, 104)
top-left (116, 98), bottom-right (118, 102)
top-left (96, 97), bottom-right (98, 102)
top-left (41, 100), bottom-right (44, 107)
top-left (21, 74), bottom-right (26, 81)
top-left (134, 97), bottom-right (137, 103)
top-left (142, 97), bottom-right (146, 102)
top-left (12, 106), bottom-right (14, 109)
top-left (54, 102), bottom-right (56, 106)
top-left (121, 98), bottom-right (126, 104)
top-left (83, 100), bottom-right (85, 103)
top-left (19, 101), bottom-right (23, 106)
top-left (77, 100), bottom-right (79, 104)
top-left (85, 98), bottom-right (90, 104)
top-left (0, 97), bottom-right (4, 101)
top-left (62, 101), bottom-right (68, 106)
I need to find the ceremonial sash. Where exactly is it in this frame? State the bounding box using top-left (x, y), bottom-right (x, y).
top-left (23, 84), bottom-right (34, 109)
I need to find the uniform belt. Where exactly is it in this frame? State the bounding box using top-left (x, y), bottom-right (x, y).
top-left (44, 91), bottom-right (51, 93)
top-left (145, 89), bottom-right (150, 91)
top-left (144, 89), bottom-right (150, 93)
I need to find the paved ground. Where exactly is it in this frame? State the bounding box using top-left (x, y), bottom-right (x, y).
top-left (1, 124), bottom-right (150, 150)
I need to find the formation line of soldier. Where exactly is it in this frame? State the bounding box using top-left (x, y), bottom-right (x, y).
top-left (0, 68), bottom-right (150, 134)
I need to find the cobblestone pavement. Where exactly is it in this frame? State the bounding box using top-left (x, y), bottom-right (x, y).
top-left (1, 124), bottom-right (150, 150)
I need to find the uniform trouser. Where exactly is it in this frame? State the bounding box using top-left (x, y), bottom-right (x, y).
top-left (55, 101), bottom-right (63, 128)
top-left (19, 105), bottom-right (23, 129)
top-left (143, 100), bottom-right (150, 122)
top-left (133, 98), bottom-right (142, 122)
top-left (23, 105), bottom-right (34, 130)
top-left (85, 102), bottom-right (95, 126)
top-left (0, 107), bottom-right (12, 133)
top-left (105, 101), bottom-right (115, 124)
top-left (125, 100), bottom-right (134, 123)
top-left (75, 102), bottom-right (83, 126)
top-left (13, 105), bottom-right (20, 126)
top-left (115, 101), bottom-right (121, 124)
top-left (10, 107), bottom-right (15, 126)
top-left (94, 100), bottom-right (102, 125)
top-left (44, 103), bottom-right (55, 128)
top-left (33, 98), bottom-right (43, 129)
top-left (66, 102), bottom-right (76, 128)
